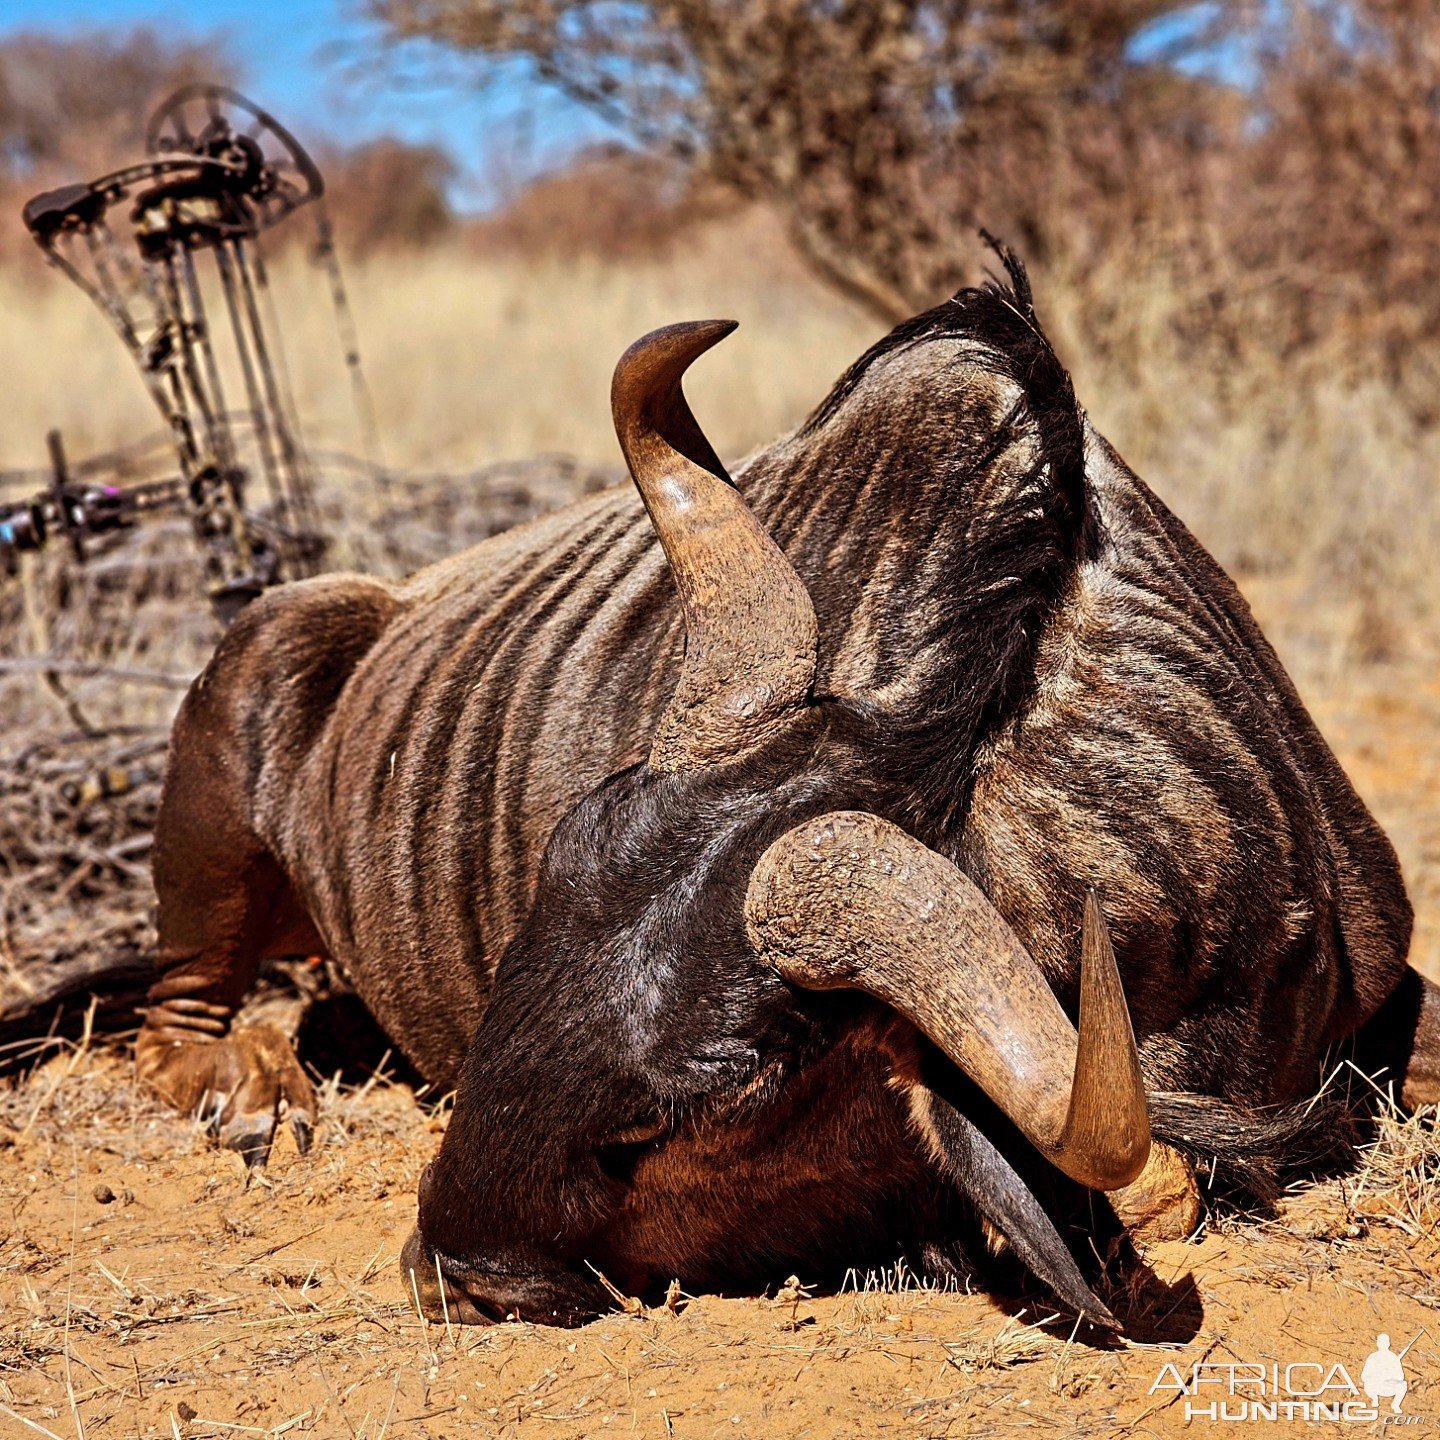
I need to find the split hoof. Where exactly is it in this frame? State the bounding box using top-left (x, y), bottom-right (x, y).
top-left (213, 1105), bottom-right (314, 1169)
top-left (138, 1020), bottom-right (317, 1170)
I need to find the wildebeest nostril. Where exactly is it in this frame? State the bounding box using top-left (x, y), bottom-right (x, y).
top-left (417, 1161), bottom-right (436, 1212)
top-left (398, 1227), bottom-right (499, 1326)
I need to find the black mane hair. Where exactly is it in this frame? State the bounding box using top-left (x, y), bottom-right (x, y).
top-left (799, 233), bottom-right (1091, 558)
top-left (794, 236), bottom-right (1099, 839)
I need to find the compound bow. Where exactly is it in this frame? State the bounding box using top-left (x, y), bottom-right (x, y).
top-left (13, 84), bottom-right (345, 620)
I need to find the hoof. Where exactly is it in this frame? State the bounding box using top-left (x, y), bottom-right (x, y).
top-left (1110, 1141), bottom-right (1202, 1244)
top-left (138, 1019), bottom-right (317, 1170)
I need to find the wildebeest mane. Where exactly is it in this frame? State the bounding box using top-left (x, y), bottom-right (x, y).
top-left (790, 237), bottom-right (1095, 838)
top-left (798, 233), bottom-right (1087, 546)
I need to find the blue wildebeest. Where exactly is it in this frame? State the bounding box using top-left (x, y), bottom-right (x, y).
top-left (135, 248), bottom-right (1437, 1328)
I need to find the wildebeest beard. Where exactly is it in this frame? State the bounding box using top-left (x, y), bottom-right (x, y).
top-left (140, 239), bottom-right (1425, 1333)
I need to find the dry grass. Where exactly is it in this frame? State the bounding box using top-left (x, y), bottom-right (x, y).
top-left (4, 214), bottom-right (1435, 662)
top-left (1344, 1091), bottom-right (1440, 1239)
top-left (0, 212), bottom-right (874, 476)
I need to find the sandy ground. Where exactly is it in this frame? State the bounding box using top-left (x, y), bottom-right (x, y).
top-left (0, 1044), bottom-right (1435, 1440)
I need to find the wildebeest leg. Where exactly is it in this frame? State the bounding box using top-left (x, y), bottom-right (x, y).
top-left (906, 1084), bottom-right (1118, 1330)
top-left (1354, 968), bottom-right (1440, 1108)
top-left (136, 711), bottom-right (320, 1168)
top-left (136, 577), bottom-right (399, 1164)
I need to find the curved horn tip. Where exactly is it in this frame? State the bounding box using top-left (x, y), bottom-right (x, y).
top-left (749, 813), bottom-right (1152, 1194)
top-left (615, 315), bottom-right (817, 772)
top-left (611, 319), bottom-right (738, 401)
top-left (1063, 891), bottom-right (1152, 1191)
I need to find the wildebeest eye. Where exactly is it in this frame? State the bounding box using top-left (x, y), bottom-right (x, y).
top-left (595, 1115), bottom-right (668, 1183)
top-left (606, 1115), bottom-right (667, 1147)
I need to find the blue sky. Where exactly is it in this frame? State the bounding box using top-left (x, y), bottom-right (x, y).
top-left (0, 0), bottom-right (609, 208)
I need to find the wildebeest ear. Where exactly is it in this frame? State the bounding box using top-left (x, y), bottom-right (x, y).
top-left (745, 811), bottom-right (1152, 1194)
top-left (612, 321), bottom-right (818, 773)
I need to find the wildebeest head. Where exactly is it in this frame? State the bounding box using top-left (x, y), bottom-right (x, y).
top-left (403, 268), bottom-right (1157, 1328)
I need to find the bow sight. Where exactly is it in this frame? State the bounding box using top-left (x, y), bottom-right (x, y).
top-left (9, 84), bottom-right (374, 622)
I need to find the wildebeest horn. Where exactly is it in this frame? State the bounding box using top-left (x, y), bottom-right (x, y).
top-left (612, 321), bottom-right (818, 772)
top-left (745, 812), bottom-right (1151, 1192)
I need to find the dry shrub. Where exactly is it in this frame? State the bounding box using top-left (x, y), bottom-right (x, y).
top-left (373, 0), bottom-right (1220, 319)
top-left (0, 733), bottom-right (163, 1035)
top-left (471, 146), bottom-right (740, 260)
top-left (372, 0), bottom-right (1440, 406)
top-left (1242, 0), bottom-right (1440, 394)
top-left (317, 137), bottom-right (459, 254)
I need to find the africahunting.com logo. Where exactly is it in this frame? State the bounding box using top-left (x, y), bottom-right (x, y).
top-left (1150, 1331), bottom-right (1426, 1424)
